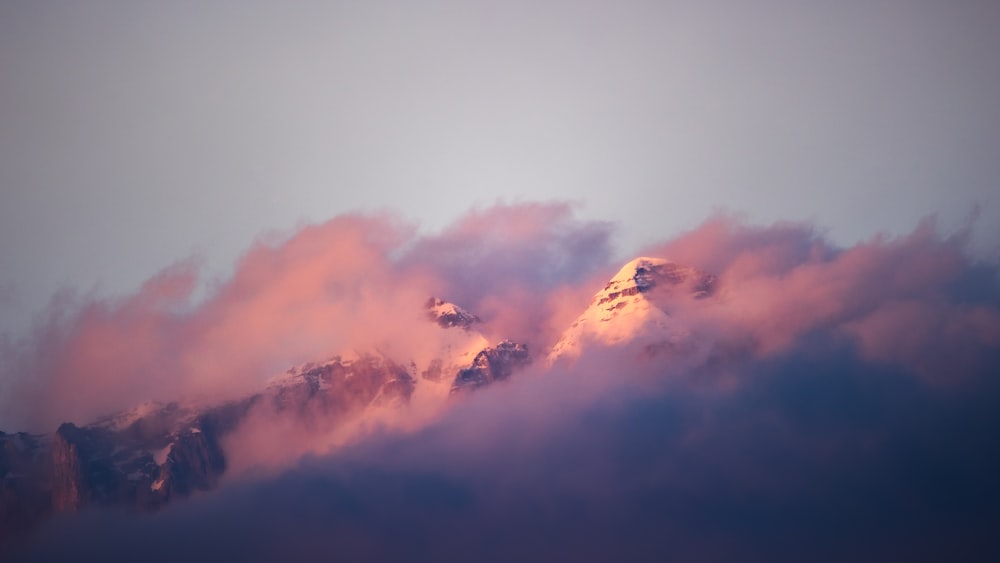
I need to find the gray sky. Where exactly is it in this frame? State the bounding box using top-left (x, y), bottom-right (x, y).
top-left (2, 0), bottom-right (999, 336)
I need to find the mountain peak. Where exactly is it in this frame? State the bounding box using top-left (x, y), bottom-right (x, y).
top-left (425, 297), bottom-right (481, 330)
top-left (548, 257), bottom-right (717, 362)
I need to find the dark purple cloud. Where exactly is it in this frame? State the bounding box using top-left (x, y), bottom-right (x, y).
top-left (8, 336), bottom-right (1000, 563)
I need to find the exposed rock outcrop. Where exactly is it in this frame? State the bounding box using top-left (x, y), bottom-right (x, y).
top-left (451, 340), bottom-right (531, 393)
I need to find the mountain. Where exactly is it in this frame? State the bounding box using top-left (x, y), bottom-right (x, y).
top-left (0, 298), bottom-right (531, 545)
top-left (549, 257), bottom-right (717, 363)
top-left (1, 257), bottom-right (712, 543)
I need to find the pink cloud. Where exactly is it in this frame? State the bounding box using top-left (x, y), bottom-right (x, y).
top-left (0, 203), bottom-right (615, 431)
top-left (641, 215), bottom-right (999, 379)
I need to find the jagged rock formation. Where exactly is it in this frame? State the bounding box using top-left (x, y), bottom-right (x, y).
top-left (50, 410), bottom-right (229, 513)
top-left (0, 405), bottom-right (233, 545)
top-left (451, 340), bottom-right (531, 393)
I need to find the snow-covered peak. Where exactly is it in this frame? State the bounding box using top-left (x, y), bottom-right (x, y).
top-left (425, 297), bottom-right (481, 330)
top-left (609, 257), bottom-right (671, 284)
top-left (548, 257), bottom-right (717, 363)
top-left (594, 257), bottom-right (714, 307)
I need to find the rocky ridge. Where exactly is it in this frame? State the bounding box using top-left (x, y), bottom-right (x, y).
top-left (0, 298), bottom-right (531, 544)
top-left (1, 258), bottom-right (713, 543)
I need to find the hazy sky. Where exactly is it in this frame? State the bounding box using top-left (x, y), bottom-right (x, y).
top-left (2, 0), bottom-right (999, 336)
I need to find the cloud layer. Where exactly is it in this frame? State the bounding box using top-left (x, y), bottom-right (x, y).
top-left (3, 202), bottom-right (1000, 561)
top-left (0, 202), bottom-right (611, 430)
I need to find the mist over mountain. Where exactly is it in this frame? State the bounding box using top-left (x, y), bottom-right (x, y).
top-left (2, 202), bottom-right (999, 561)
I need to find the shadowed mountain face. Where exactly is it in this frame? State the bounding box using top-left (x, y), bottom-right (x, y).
top-left (1, 399), bottom-right (248, 544)
top-left (0, 295), bottom-right (534, 545)
top-left (49, 419), bottom-right (226, 513)
top-left (0, 358), bottom-right (414, 543)
top-left (451, 340), bottom-right (531, 394)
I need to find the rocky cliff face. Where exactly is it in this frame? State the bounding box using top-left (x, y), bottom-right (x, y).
top-left (49, 424), bottom-right (91, 512)
top-left (49, 416), bottom-right (229, 513)
top-left (0, 408), bottom-right (232, 545)
top-left (451, 340), bottom-right (531, 393)
top-left (152, 429), bottom-right (226, 502)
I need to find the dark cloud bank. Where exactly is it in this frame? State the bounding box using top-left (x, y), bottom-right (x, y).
top-left (3, 203), bottom-right (1000, 562)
